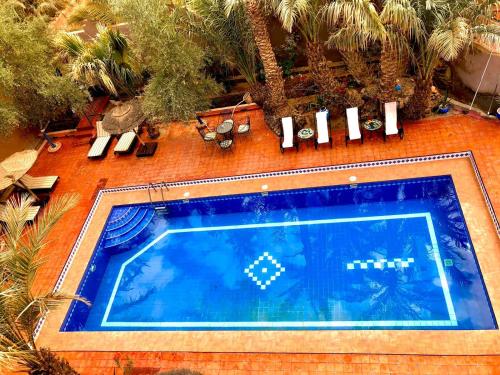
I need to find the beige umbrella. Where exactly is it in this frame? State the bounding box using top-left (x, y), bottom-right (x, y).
top-left (0, 150), bottom-right (37, 188)
top-left (101, 99), bottom-right (146, 137)
top-left (0, 150), bottom-right (39, 199)
top-left (101, 98), bottom-right (157, 157)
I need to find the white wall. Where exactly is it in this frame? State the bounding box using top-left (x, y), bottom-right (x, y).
top-left (453, 50), bottom-right (500, 95)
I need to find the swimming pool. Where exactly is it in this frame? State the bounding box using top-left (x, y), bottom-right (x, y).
top-left (62, 175), bottom-right (496, 331)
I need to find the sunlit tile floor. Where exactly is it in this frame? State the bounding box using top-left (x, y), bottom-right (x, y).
top-left (26, 110), bottom-right (500, 374)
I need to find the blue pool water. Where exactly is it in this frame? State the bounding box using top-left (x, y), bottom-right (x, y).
top-left (62, 176), bottom-right (497, 331)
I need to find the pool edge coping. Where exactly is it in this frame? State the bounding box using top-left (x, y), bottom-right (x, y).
top-left (35, 150), bottom-right (499, 339)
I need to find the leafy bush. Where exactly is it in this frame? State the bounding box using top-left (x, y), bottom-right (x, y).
top-left (112, 0), bottom-right (221, 123)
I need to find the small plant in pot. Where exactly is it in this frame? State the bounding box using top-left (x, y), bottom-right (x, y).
top-left (437, 91), bottom-right (451, 114)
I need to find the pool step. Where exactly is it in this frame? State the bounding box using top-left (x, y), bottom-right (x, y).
top-left (103, 209), bottom-right (155, 249)
top-left (107, 207), bottom-right (140, 231)
top-left (104, 208), bottom-right (149, 240)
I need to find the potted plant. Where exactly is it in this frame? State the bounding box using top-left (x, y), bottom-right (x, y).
top-left (437, 90), bottom-right (451, 114)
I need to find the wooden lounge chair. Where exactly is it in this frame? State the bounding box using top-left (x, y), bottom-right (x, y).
top-left (315, 110), bottom-right (332, 149)
top-left (19, 174), bottom-right (58, 191)
top-left (88, 121), bottom-right (112, 159)
top-left (114, 127), bottom-right (139, 154)
top-left (280, 117), bottom-right (298, 153)
top-left (384, 102), bottom-right (404, 141)
top-left (345, 107), bottom-right (363, 146)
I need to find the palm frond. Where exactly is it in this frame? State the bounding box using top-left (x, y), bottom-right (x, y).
top-left (1, 195), bottom-right (35, 254)
top-left (57, 33), bottom-right (86, 58)
top-left (0, 193), bottom-right (82, 371)
top-left (428, 17), bottom-right (470, 61)
top-left (324, 0), bottom-right (386, 48)
top-left (273, 0), bottom-right (311, 32)
top-left (472, 23), bottom-right (500, 50)
top-left (380, 0), bottom-right (424, 42)
top-left (24, 194), bottom-right (79, 256)
top-left (67, 0), bottom-right (116, 26)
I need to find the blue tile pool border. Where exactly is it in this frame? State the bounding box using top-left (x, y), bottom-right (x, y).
top-left (35, 151), bottom-right (499, 338)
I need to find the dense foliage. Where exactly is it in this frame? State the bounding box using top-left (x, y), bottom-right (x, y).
top-left (0, 2), bottom-right (86, 134)
top-left (110, 0), bottom-right (221, 123)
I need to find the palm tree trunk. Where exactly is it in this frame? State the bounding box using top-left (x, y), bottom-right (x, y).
top-left (340, 50), bottom-right (373, 87)
top-left (379, 42), bottom-right (399, 103)
top-left (245, 0), bottom-right (290, 133)
top-left (305, 41), bottom-right (340, 104)
top-left (406, 78), bottom-right (432, 119)
top-left (305, 41), bottom-right (363, 108)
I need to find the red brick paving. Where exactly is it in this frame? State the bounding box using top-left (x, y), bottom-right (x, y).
top-left (25, 110), bottom-right (500, 374)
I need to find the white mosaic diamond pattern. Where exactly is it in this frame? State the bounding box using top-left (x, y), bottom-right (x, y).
top-left (244, 252), bottom-right (285, 290)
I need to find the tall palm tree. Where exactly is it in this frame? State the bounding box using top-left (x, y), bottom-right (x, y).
top-left (226, 0), bottom-right (291, 133)
top-left (324, 0), bottom-right (386, 103)
top-left (377, 0), bottom-right (423, 104)
top-left (58, 24), bottom-right (140, 96)
top-left (0, 194), bottom-right (87, 373)
top-left (273, 0), bottom-right (345, 106)
top-left (186, 0), bottom-right (265, 103)
top-left (406, 0), bottom-right (500, 118)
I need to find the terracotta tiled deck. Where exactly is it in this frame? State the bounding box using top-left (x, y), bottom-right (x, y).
top-left (27, 110), bottom-right (500, 374)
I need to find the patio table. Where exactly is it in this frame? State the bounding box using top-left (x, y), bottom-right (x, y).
top-left (217, 119), bottom-right (234, 140)
top-left (297, 127), bottom-right (315, 150)
top-left (362, 119), bottom-right (383, 140)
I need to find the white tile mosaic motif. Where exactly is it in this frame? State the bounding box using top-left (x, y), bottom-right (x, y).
top-left (347, 258), bottom-right (415, 270)
top-left (244, 252), bottom-right (285, 290)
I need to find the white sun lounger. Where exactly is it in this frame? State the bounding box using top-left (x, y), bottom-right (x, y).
top-left (280, 117), bottom-right (297, 153)
top-left (19, 174), bottom-right (58, 191)
top-left (315, 111), bottom-right (332, 149)
top-left (0, 205), bottom-right (40, 222)
top-left (345, 107), bottom-right (363, 146)
top-left (88, 121), bottom-right (112, 159)
top-left (384, 102), bottom-right (404, 141)
top-left (114, 128), bottom-right (138, 154)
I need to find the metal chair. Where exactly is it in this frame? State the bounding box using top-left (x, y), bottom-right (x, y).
top-left (237, 116), bottom-right (251, 135)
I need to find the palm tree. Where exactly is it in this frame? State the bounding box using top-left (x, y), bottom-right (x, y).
top-left (273, 0), bottom-right (346, 106)
top-left (324, 0), bottom-right (386, 104)
top-left (377, 0), bottom-right (423, 104)
top-left (186, 0), bottom-right (265, 103)
top-left (225, 0), bottom-right (291, 133)
top-left (0, 194), bottom-right (88, 373)
top-left (406, 0), bottom-right (500, 118)
top-left (58, 24), bottom-right (140, 97)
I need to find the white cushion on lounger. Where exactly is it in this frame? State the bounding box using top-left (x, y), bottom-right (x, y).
top-left (114, 131), bottom-right (136, 152)
top-left (88, 136), bottom-right (111, 157)
top-left (385, 102), bottom-right (399, 135)
top-left (316, 111), bottom-right (329, 144)
top-left (281, 117), bottom-right (294, 148)
top-left (346, 107), bottom-right (361, 140)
